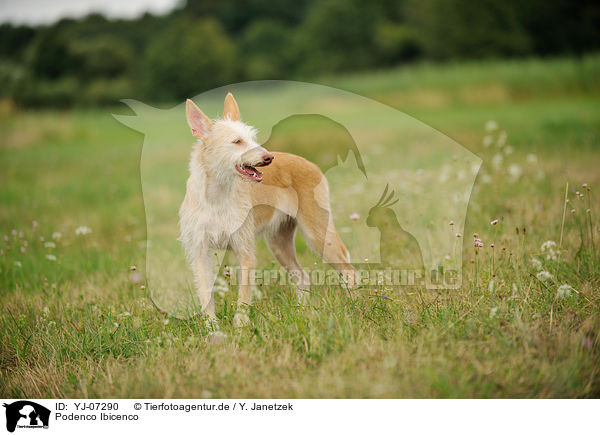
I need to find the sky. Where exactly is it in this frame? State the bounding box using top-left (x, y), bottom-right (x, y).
top-left (0, 0), bottom-right (181, 25)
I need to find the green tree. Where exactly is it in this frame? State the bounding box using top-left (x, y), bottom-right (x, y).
top-left (240, 19), bottom-right (293, 79)
top-left (404, 0), bottom-right (532, 60)
top-left (182, 0), bottom-right (308, 33)
top-left (293, 0), bottom-right (382, 76)
top-left (140, 17), bottom-right (237, 101)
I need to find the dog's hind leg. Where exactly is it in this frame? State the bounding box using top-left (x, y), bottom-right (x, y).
top-left (265, 217), bottom-right (311, 304)
top-left (296, 183), bottom-right (356, 294)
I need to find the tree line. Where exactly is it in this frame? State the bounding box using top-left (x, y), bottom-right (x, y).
top-left (1, 0), bottom-right (598, 107)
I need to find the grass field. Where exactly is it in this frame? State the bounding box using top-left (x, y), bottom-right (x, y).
top-left (1, 55), bottom-right (599, 398)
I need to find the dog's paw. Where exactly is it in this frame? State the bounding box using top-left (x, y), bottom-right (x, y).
top-left (207, 330), bottom-right (227, 345)
top-left (233, 311), bottom-right (250, 328)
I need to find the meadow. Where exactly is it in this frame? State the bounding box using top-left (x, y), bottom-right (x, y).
top-left (1, 55), bottom-right (599, 398)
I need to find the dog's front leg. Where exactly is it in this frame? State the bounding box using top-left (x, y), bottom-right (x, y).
top-left (192, 246), bottom-right (217, 327)
top-left (232, 249), bottom-right (256, 328)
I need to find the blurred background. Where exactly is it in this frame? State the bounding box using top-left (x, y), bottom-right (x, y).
top-left (1, 0), bottom-right (599, 107)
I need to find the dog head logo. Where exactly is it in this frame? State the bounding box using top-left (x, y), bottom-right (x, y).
top-left (3, 401), bottom-right (50, 432)
top-left (115, 81), bottom-right (480, 317)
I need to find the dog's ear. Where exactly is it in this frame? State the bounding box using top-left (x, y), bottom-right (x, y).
top-left (186, 99), bottom-right (213, 138)
top-left (223, 92), bottom-right (240, 121)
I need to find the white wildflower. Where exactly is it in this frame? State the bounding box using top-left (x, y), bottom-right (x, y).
top-left (503, 145), bottom-right (514, 155)
top-left (541, 240), bottom-right (558, 261)
top-left (541, 240), bottom-right (557, 251)
top-left (492, 153), bottom-right (503, 170)
top-left (483, 135), bottom-right (494, 147)
top-left (508, 164), bottom-right (522, 182)
top-left (557, 284), bottom-right (574, 298)
top-left (75, 226), bottom-right (92, 236)
top-left (45, 254), bottom-right (57, 261)
top-left (531, 257), bottom-right (543, 270)
top-left (51, 231), bottom-right (62, 240)
top-left (485, 120), bottom-right (499, 132)
top-left (490, 306), bottom-right (499, 318)
top-left (526, 153), bottom-right (538, 164)
top-left (44, 241), bottom-right (56, 249)
top-left (536, 270), bottom-right (553, 282)
top-left (14, 260), bottom-right (22, 267)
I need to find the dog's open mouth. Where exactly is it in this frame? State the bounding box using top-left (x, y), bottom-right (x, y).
top-left (235, 164), bottom-right (263, 182)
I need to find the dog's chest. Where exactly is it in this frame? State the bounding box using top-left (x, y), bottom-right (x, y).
top-left (196, 201), bottom-right (251, 248)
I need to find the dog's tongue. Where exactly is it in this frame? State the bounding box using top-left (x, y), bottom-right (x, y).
top-left (243, 165), bottom-right (263, 181)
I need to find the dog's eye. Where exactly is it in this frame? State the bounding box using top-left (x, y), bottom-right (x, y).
top-left (233, 139), bottom-right (242, 145)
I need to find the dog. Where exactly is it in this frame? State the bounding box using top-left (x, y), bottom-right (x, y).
top-left (179, 93), bottom-right (355, 328)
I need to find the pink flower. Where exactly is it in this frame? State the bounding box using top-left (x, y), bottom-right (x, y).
top-left (490, 219), bottom-right (499, 225)
top-left (129, 272), bottom-right (143, 284)
top-left (349, 213), bottom-right (360, 221)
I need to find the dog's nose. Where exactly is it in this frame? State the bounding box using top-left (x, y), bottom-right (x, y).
top-left (262, 153), bottom-right (274, 166)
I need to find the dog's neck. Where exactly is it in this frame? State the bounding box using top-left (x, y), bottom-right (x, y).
top-left (205, 171), bottom-right (240, 204)
top-left (192, 151), bottom-right (243, 205)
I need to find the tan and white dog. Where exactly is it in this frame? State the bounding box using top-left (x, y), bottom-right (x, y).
top-left (179, 93), bottom-right (355, 328)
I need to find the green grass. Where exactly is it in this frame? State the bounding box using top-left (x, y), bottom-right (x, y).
top-left (1, 54), bottom-right (599, 398)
